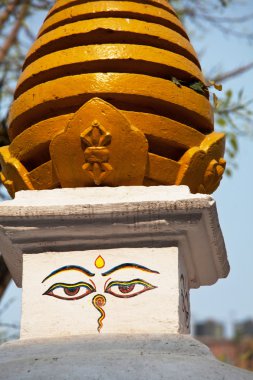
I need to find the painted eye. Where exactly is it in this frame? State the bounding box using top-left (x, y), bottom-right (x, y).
top-left (105, 279), bottom-right (157, 298)
top-left (43, 282), bottom-right (96, 301)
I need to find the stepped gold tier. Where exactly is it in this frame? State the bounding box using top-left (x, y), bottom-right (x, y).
top-left (0, 0), bottom-right (226, 197)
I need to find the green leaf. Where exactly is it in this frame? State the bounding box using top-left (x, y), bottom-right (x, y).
top-left (214, 83), bottom-right (223, 91)
top-left (213, 93), bottom-right (219, 108)
top-left (220, 0), bottom-right (228, 6)
top-left (217, 118), bottom-right (227, 127)
top-left (209, 80), bottom-right (223, 91)
top-left (226, 90), bottom-right (233, 99)
top-left (226, 168), bottom-right (232, 177)
top-left (227, 149), bottom-right (235, 158)
top-left (230, 135), bottom-right (239, 152)
top-left (189, 82), bottom-right (206, 94)
top-left (171, 77), bottom-right (182, 87)
top-left (238, 89), bottom-right (244, 100)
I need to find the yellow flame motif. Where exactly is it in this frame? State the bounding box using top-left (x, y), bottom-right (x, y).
top-left (92, 294), bottom-right (106, 333)
top-left (95, 255), bottom-right (105, 269)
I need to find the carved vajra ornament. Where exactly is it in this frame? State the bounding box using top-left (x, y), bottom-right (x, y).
top-left (0, 0), bottom-right (226, 197)
top-left (80, 121), bottom-right (113, 185)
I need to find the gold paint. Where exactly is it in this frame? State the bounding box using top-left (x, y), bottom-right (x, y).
top-left (0, 146), bottom-right (34, 197)
top-left (50, 98), bottom-right (148, 188)
top-left (9, 115), bottom-right (70, 162)
top-left (47, 0), bottom-right (177, 21)
top-left (0, 0), bottom-right (225, 197)
top-left (176, 132), bottom-right (226, 194)
top-left (95, 256), bottom-right (105, 269)
top-left (92, 294), bottom-right (106, 333)
top-left (21, 18), bottom-right (198, 72)
top-left (16, 44), bottom-right (204, 99)
top-left (81, 121), bottom-right (113, 186)
top-left (9, 73), bottom-right (213, 136)
top-left (38, 2), bottom-right (189, 39)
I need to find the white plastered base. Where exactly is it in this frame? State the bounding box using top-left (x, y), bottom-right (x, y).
top-left (21, 247), bottom-right (190, 339)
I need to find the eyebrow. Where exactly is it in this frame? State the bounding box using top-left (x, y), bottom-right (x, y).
top-left (101, 263), bottom-right (160, 277)
top-left (42, 265), bottom-right (95, 283)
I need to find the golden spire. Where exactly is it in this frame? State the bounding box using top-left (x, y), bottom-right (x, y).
top-left (0, 0), bottom-right (225, 197)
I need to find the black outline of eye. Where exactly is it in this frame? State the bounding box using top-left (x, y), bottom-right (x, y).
top-left (104, 278), bottom-right (157, 298)
top-left (43, 282), bottom-right (96, 301)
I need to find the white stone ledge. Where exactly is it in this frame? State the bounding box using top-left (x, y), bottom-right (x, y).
top-left (0, 335), bottom-right (252, 380)
top-left (0, 186), bottom-right (229, 289)
top-left (2, 186), bottom-right (210, 208)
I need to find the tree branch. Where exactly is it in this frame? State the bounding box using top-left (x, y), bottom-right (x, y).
top-left (0, 1), bottom-right (30, 62)
top-left (213, 63), bottom-right (253, 83)
top-left (0, 0), bottom-right (22, 32)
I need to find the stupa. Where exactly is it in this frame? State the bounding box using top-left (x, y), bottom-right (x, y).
top-left (0, 0), bottom-right (251, 379)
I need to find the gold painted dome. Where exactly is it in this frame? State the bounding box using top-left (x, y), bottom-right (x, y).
top-left (0, 0), bottom-right (226, 197)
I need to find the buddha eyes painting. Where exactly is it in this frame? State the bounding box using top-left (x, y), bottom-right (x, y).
top-left (43, 281), bottom-right (96, 301)
top-left (42, 256), bottom-right (159, 332)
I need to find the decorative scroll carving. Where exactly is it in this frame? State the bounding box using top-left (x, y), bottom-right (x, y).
top-left (180, 274), bottom-right (190, 329)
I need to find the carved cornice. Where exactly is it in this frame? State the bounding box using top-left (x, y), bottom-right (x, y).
top-left (0, 186), bottom-right (229, 288)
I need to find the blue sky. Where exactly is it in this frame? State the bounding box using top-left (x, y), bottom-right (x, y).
top-left (189, 1), bottom-right (253, 335)
top-left (0, 1), bottom-right (253, 338)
